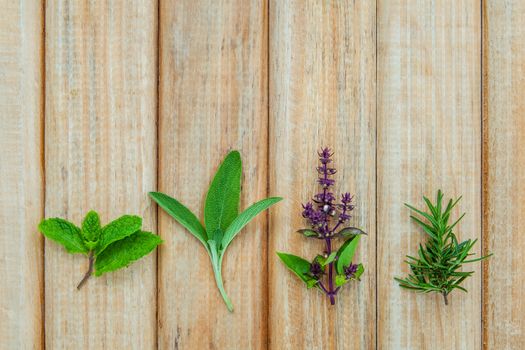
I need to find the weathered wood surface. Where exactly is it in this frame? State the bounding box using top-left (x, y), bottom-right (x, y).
top-left (268, 1), bottom-right (376, 349)
top-left (0, 0), bottom-right (44, 348)
top-left (158, 0), bottom-right (268, 348)
top-left (2, 0), bottom-right (525, 348)
top-left (44, 0), bottom-right (158, 348)
top-left (483, 1), bottom-right (525, 349)
top-left (377, 1), bottom-right (482, 349)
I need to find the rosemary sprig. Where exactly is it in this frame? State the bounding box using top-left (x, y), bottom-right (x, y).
top-left (394, 190), bottom-right (491, 305)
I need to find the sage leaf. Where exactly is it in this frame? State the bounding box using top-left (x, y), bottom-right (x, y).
top-left (149, 191), bottom-right (208, 249)
top-left (39, 218), bottom-right (87, 254)
top-left (94, 231), bottom-right (162, 276)
top-left (153, 150), bottom-right (281, 312)
top-left (221, 197), bottom-right (283, 253)
top-left (95, 215), bottom-right (142, 256)
top-left (205, 150), bottom-right (241, 234)
top-left (336, 235), bottom-right (361, 274)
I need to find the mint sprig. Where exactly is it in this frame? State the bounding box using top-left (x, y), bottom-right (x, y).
top-left (39, 210), bottom-right (162, 289)
top-left (150, 150), bottom-right (282, 312)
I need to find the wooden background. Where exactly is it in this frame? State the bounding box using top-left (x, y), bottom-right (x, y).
top-left (1, 0), bottom-right (523, 349)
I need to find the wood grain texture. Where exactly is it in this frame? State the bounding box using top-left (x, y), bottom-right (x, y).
top-left (483, 0), bottom-right (525, 348)
top-left (377, 1), bottom-right (482, 349)
top-left (268, 1), bottom-right (376, 349)
top-left (158, 0), bottom-right (268, 348)
top-left (0, 0), bottom-right (44, 348)
top-left (44, 1), bottom-right (158, 348)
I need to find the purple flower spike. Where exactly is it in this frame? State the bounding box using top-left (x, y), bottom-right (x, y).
top-left (310, 261), bottom-right (324, 278)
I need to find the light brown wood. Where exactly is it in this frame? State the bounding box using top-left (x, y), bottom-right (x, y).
top-left (0, 0), bottom-right (44, 348)
top-left (377, 1), bottom-right (482, 349)
top-left (483, 0), bottom-right (525, 348)
top-left (157, 0), bottom-right (268, 348)
top-left (44, 1), bottom-right (158, 348)
top-left (268, 1), bottom-right (376, 349)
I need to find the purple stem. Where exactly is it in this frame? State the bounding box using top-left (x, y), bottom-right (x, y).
top-left (326, 237), bottom-right (336, 305)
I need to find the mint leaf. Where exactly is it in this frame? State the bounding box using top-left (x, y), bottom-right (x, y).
top-left (95, 215), bottom-right (142, 256)
top-left (336, 235), bottom-right (361, 274)
top-left (149, 191), bottom-right (208, 248)
top-left (204, 150), bottom-right (241, 235)
top-left (94, 231), bottom-right (162, 276)
top-left (82, 210), bottom-right (101, 242)
top-left (221, 197), bottom-right (282, 253)
top-left (276, 252), bottom-right (311, 285)
top-left (38, 218), bottom-right (88, 254)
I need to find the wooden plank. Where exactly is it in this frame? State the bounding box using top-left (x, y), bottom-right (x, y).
top-left (483, 1), bottom-right (525, 348)
top-left (0, 0), bottom-right (44, 348)
top-left (377, 1), bottom-right (481, 349)
top-left (268, 1), bottom-right (376, 349)
top-left (157, 0), bottom-right (268, 348)
top-left (44, 1), bottom-right (157, 348)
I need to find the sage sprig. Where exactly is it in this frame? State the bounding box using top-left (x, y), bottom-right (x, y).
top-left (277, 148), bottom-right (366, 305)
top-left (39, 210), bottom-right (162, 289)
top-left (150, 150), bottom-right (282, 312)
top-left (394, 190), bottom-right (491, 304)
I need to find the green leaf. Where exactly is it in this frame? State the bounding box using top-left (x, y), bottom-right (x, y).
top-left (94, 231), bottom-right (162, 276)
top-left (208, 240), bottom-right (233, 311)
top-left (317, 252), bottom-right (337, 267)
top-left (221, 197), bottom-right (282, 253)
top-left (335, 274), bottom-right (348, 287)
top-left (149, 191), bottom-right (208, 248)
top-left (95, 215), bottom-right (142, 256)
top-left (337, 227), bottom-right (367, 238)
top-left (81, 210), bottom-right (101, 242)
top-left (276, 252), bottom-right (312, 284)
top-left (354, 264), bottom-right (365, 280)
top-left (297, 229), bottom-right (319, 238)
top-left (204, 150), bottom-right (242, 234)
top-left (38, 218), bottom-right (88, 254)
top-left (336, 235), bottom-right (361, 274)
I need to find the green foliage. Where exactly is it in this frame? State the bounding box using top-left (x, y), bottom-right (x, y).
top-left (150, 150), bottom-right (282, 312)
top-left (277, 252), bottom-right (319, 289)
top-left (335, 235), bottom-right (361, 274)
top-left (38, 211), bottom-right (161, 288)
top-left (394, 190), bottom-right (492, 305)
top-left (95, 231), bottom-right (162, 276)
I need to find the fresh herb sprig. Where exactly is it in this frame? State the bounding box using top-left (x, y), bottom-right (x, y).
top-left (395, 190), bottom-right (491, 305)
top-left (277, 148), bottom-right (366, 305)
top-left (150, 150), bottom-right (282, 312)
top-left (39, 210), bottom-right (162, 289)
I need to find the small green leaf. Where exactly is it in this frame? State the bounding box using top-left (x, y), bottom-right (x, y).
top-left (276, 252), bottom-right (311, 284)
top-left (353, 264), bottom-right (365, 280)
top-left (94, 231), bottom-right (162, 276)
top-left (149, 191), bottom-right (208, 248)
top-left (337, 227), bottom-right (367, 238)
top-left (297, 229), bottom-right (319, 238)
top-left (205, 150), bottom-right (242, 235)
top-left (221, 197), bottom-right (282, 253)
top-left (95, 215), bottom-right (142, 256)
top-left (336, 235), bottom-right (361, 274)
top-left (38, 218), bottom-right (88, 254)
top-left (335, 275), bottom-right (348, 287)
top-left (306, 278), bottom-right (319, 289)
top-left (81, 210), bottom-right (101, 242)
top-left (321, 252), bottom-right (337, 267)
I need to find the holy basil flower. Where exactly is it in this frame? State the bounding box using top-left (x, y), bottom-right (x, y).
top-left (277, 147), bottom-right (366, 305)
